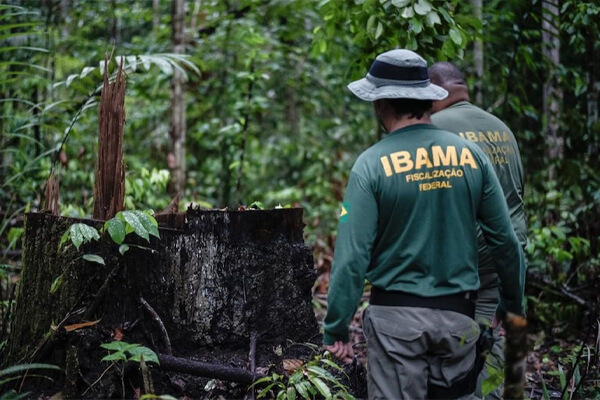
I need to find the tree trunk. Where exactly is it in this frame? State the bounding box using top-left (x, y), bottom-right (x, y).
top-left (586, 29), bottom-right (599, 156)
top-left (542, 0), bottom-right (562, 176)
top-left (472, 0), bottom-right (484, 106)
top-left (169, 0), bottom-right (186, 197)
top-left (93, 56), bottom-right (126, 220)
top-left (6, 208), bottom-right (319, 398)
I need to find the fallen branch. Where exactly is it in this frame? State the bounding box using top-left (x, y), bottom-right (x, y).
top-left (157, 354), bottom-right (265, 384)
top-left (139, 296), bottom-right (172, 356)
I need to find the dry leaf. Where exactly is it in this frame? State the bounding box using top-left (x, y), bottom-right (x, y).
top-left (113, 326), bottom-right (123, 341)
top-left (64, 320), bottom-right (100, 332)
top-left (283, 359), bottom-right (304, 373)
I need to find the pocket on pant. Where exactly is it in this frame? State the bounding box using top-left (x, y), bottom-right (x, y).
top-left (370, 315), bottom-right (424, 342)
top-left (449, 320), bottom-right (480, 345)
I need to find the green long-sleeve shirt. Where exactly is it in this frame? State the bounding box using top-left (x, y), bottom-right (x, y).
top-left (323, 123), bottom-right (526, 345)
top-left (431, 101), bottom-right (527, 274)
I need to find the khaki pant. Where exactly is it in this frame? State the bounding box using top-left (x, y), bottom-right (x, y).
top-left (474, 272), bottom-right (504, 400)
top-left (363, 305), bottom-right (480, 400)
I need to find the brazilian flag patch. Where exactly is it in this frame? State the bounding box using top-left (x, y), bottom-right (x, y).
top-left (339, 202), bottom-right (350, 223)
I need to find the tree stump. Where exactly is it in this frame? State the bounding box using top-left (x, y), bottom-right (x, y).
top-left (5, 207), bottom-right (319, 398)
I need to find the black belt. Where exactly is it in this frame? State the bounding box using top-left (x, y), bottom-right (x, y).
top-left (370, 287), bottom-right (477, 319)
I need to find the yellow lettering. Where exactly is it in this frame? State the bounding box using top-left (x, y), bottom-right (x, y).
top-left (466, 131), bottom-right (478, 142)
top-left (478, 131), bottom-right (488, 141)
top-left (390, 151), bottom-right (413, 173)
top-left (502, 131), bottom-right (510, 142)
top-left (380, 156), bottom-right (393, 177)
top-left (415, 147), bottom-right (433, 169)
top-left (459, 148), bottom-right (478, 169)
top-left (487, 131), bottom-right (501, 142)
top-left (432, 145), bottom-right (458, 167)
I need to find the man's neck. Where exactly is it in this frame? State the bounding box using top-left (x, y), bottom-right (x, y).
top-left (387, 115), bottom-right (431, 132)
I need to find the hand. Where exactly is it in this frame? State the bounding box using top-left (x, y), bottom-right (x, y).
top-left (490, 315), bottom-right (506, 336)
top-left (323, 341), bottom-right (354, 364)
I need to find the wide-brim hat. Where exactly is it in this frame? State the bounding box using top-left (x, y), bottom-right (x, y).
top-left (348, 49), bottom-right (448, 102)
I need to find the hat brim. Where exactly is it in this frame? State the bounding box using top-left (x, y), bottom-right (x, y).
top-left (348, 78), bottom-right (448, 102)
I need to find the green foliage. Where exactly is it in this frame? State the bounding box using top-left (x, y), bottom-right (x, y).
top-left (100, 341), bottom-right (159, 365)
top-left (251, 354), bottom-right (354, 400)
top-left (481, 364), bottom-right (504, 397)
top-left (103, 210), bottom-right (160, 244)
top-left (0, 363), bottom-right (60, 400)
top-left (140, 395), bottom-right (178, 400)
top-left (314, 0), bottom-right (477, 75)
top-left (59, 223), bottom-right (100, 250)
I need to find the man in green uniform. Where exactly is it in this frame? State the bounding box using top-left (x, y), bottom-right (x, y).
top-left (323, 49), bottom-right (526, 399)
top-left (429, 62), bottom-right (527, 399)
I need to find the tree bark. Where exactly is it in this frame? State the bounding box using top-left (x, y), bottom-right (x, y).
top-left (542, 0), bottom-right (562, 176)
top-left (6, 208), bottom-right (319, 398)
top-left (169, 0), bottom-right (186, 197)
top-left (92, 55), bottom-right (126, 220)
top-left (472, 0), bottom-right (484, 106)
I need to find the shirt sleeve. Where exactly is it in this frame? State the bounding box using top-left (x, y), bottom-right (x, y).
top-left (476, 156), bottom-right (526, 317)
top-left (323, 171), bottom-right (378, 345)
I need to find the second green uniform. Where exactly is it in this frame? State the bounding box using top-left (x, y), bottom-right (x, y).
top-left (432, 101), bottom-right (527, 399)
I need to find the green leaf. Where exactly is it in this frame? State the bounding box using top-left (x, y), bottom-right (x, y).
top-left (411, 18), bottom-right (422, 34)
top-left (50, 274), bottom-right (63, 294)
top-left (449, 28), bottom-right (462, 45)
top-left (152, 396), bottom-right (178, 400)
top-left (83, 254), bottom-right (105, 265)
top-left (257, 382), bottom-right (279, 399)
top-left (249, 376), bottom-right (273, 388)
top-left (101, 351), bottom-right (127, 362)
top-left (0, 363), bottom-right (60, 378)
top-left (295, 382), bottom-right (311, 400)
top-left (249, 201), bottom-right (264, 210)
top-left (105, 218), bottom-right (127, 244)
top-left (366, 15), bottom-right (376, 33)
top-left (119, 244), bottom-right (129, 255)
top-left (0, 389), bottom-right (29, 400)
top-left (70, 224), bottom-right (84, 249)
top-left (287, 386), bottom-right (296, 400)
top-left (482, 364), bottom-right (504, 396)
top-left (391, 0), bottom-right (410, 7)
top-left (127, 346), bottom-right (159, 364)
top-left (375, 21), bottom-right (384, 39)
top-left (100, 341), bottom-right (140, 352)
top-left (541, 376), bottom-right (551, 400)
top-left (320, 358), bottom-right (345, 374)
top-left (132, 211), bottom-right (160, 239)
top-left (401, 6), bottom-right (414, 18)
top-left (306, 366), bottom-right (335, 381)
top-left (120, 211), bottom-right (150, 241)
top-left (426, 11), bottom-right (441, 26)
top-left (58, 230), bottom-right (70, 250)
top-left (336, 392), bottom-right (356, 400)
top-left (309, 377), bottom-right (331, 399)
top-left (69, 224), bottom-right (100, 249)
top-left (413, 0), bottom-right (432, 15)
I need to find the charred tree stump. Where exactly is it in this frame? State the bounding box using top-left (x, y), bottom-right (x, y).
top-left (5, 208), bottom-right (318, 398)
